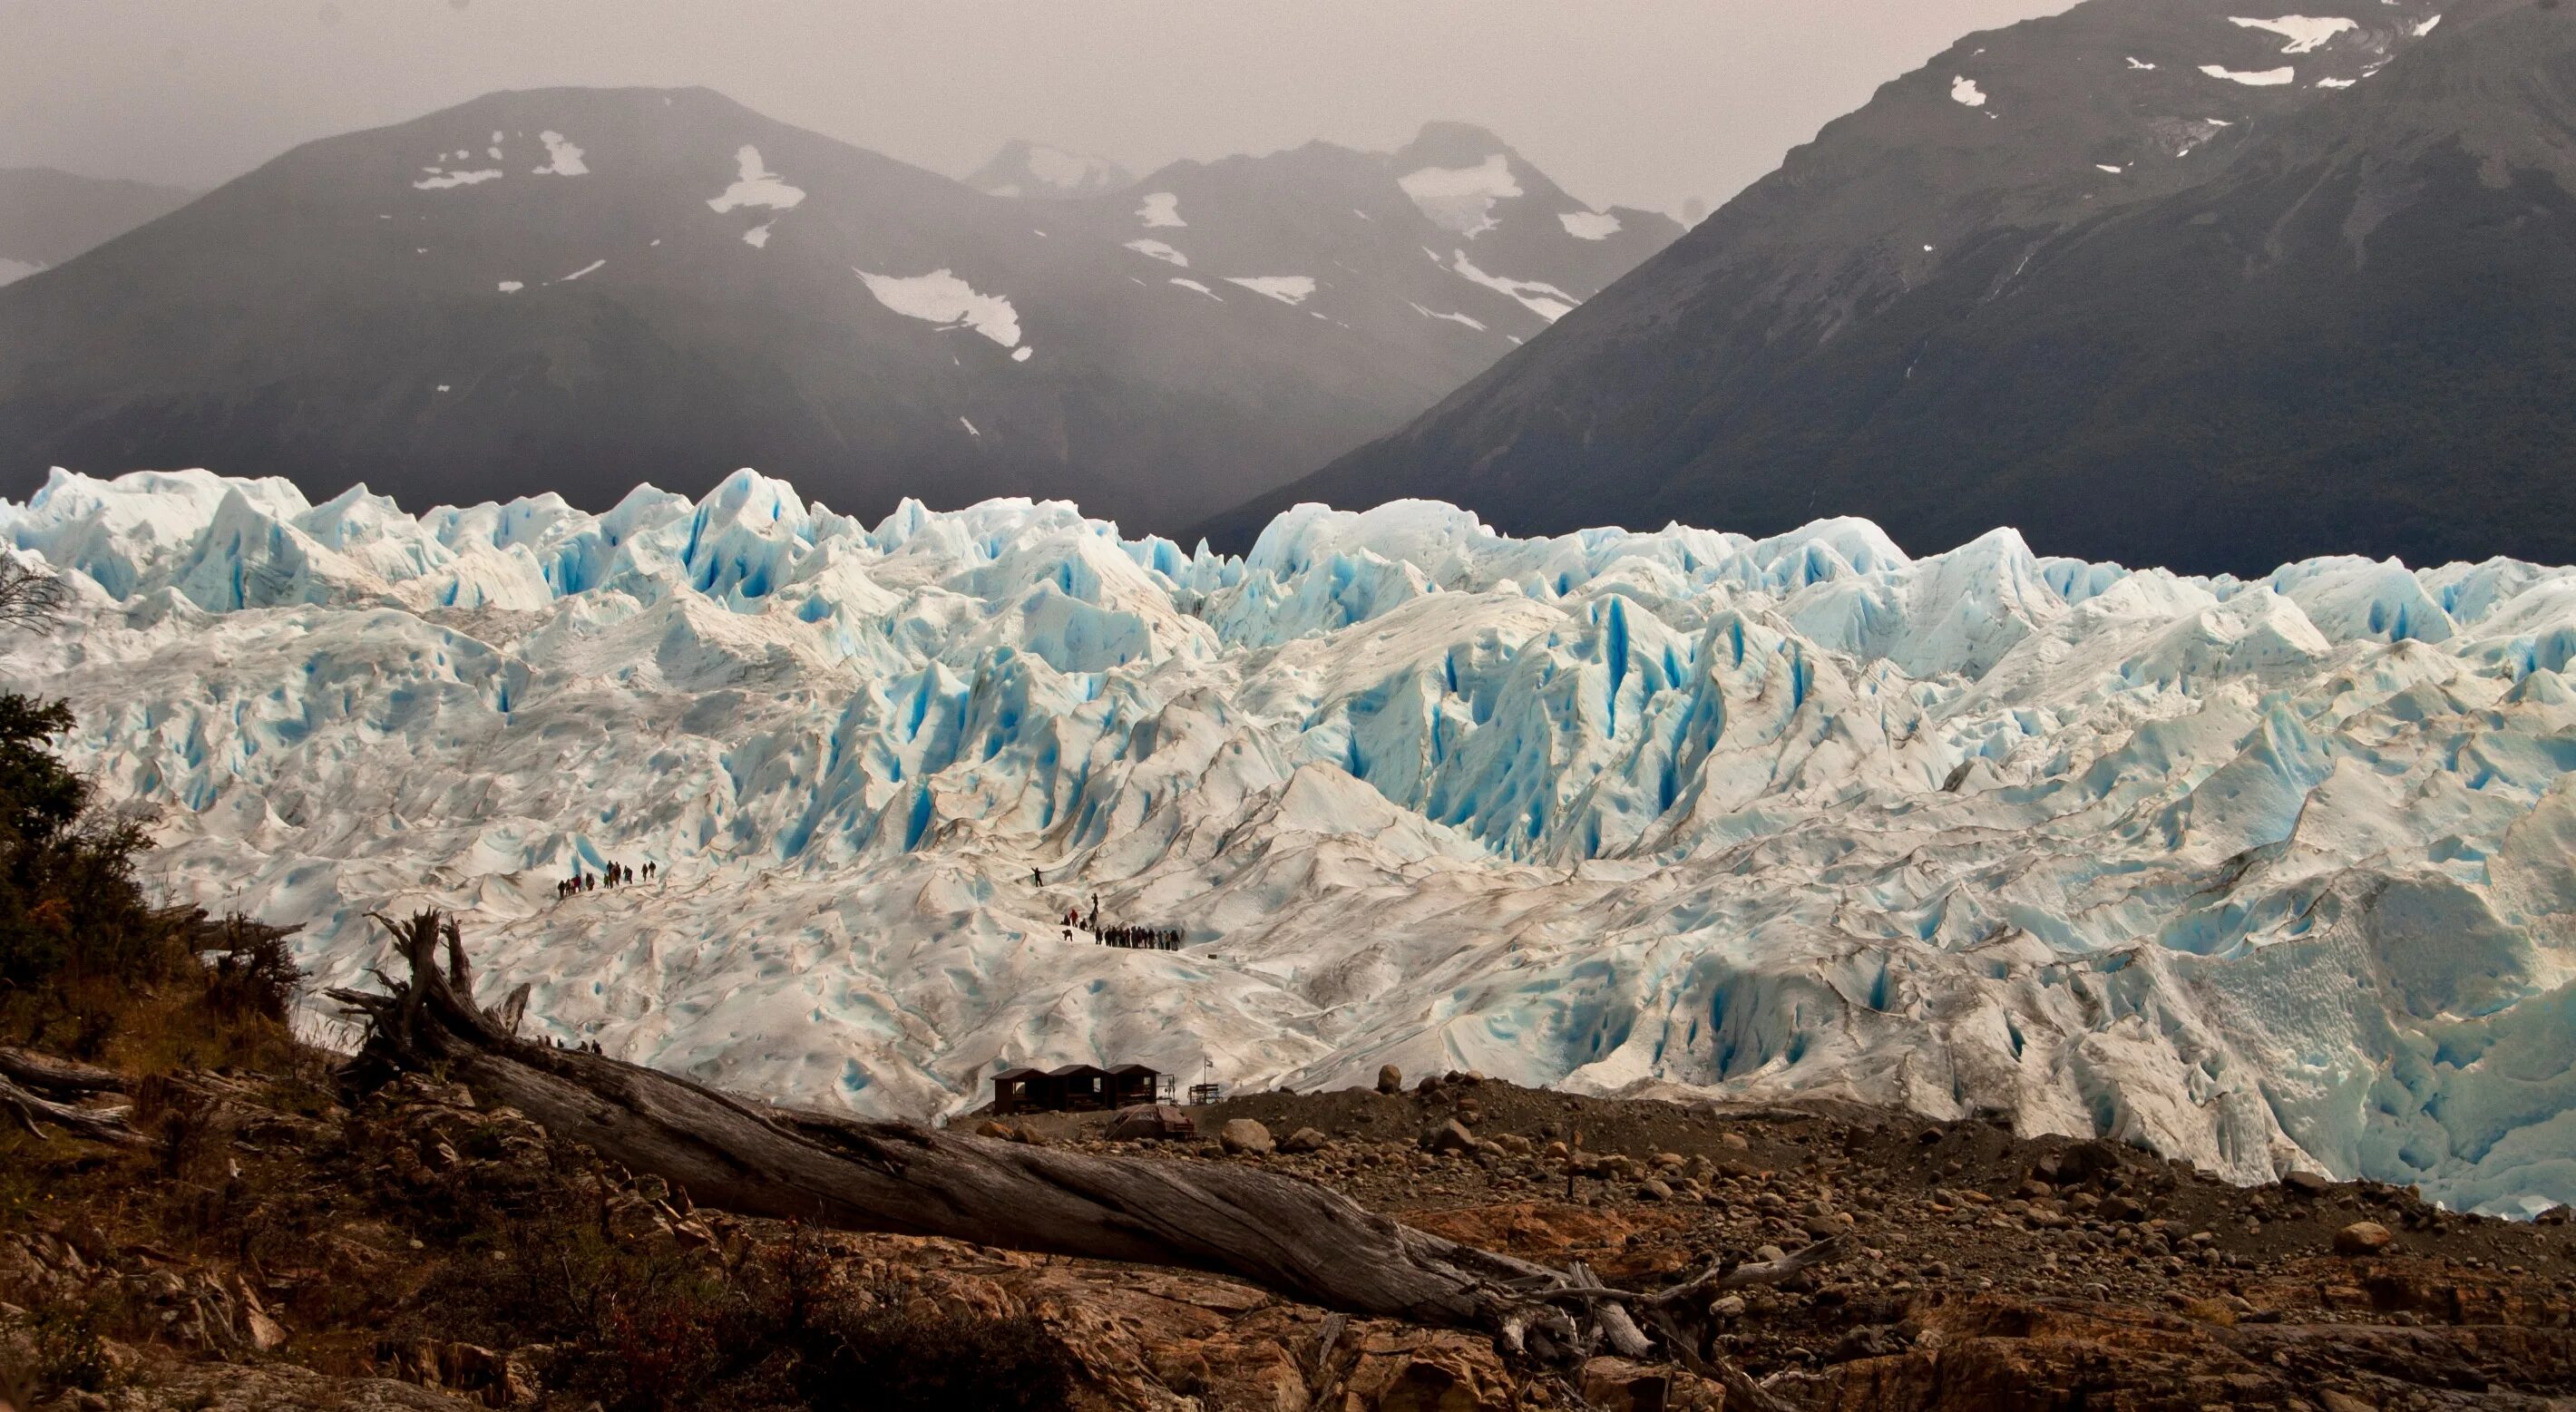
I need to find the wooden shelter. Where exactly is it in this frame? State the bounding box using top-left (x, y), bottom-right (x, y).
top-left (1048, 1063), bottom-right (1112, 1112)
top-left (990, 1066), bottom-right (1049, 1115)
top-left (1107, 1063), bottom-right (1168, 1108)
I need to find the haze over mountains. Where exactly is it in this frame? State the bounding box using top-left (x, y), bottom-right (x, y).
top-left (0, 88), bottom-right (1676, 534)
top-left (1219, 0), bottom-right (2576, 575)
top-left (0, 166), bottom-right (195, 286)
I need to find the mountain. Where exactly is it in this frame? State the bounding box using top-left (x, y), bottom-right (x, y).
top-left (0, 167), bottom-right (196, 285)
top-left (0, 92), bottom-right (1679, 535)
top-left (16, 467), bottom-right (2576, 1216)
top-left (1207, 0), bottom-right (2571, 576)
top-left (962, 139), bottom-right (1135, 199)
top-left (1044, 122), bottom-right (1683, 360)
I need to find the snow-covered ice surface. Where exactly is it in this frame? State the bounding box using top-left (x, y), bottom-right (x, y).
top-left (22, 471), bottom-right (2576, 1215)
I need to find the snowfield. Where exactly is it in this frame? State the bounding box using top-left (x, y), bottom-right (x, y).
top-left (11, 468), bottom-right (2576, 1215)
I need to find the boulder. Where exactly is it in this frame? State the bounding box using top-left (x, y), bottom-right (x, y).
top-left (2334, 1221), bottom-right (2394, 1257)
top-left (1107, 1104), bottom-right (1197, 1142)
top-left (1280, 1126), bottom-right (1329, 1154)
top-left (1423, 1118), bottom-right (1479, 1154)
top-left (1579, 1357), bottom-right (1676, 1412)
top-left (1376, 1064), bottom-right (1403, 1095)
top-left (2283, 1169), bottom-right (2333, 1196)
top-left (1218, 1118), bottom-right (1274, 1156)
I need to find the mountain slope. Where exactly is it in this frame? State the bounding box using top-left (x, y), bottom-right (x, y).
top-left (0, 93), bottom-right (1679, 536)
top-left (18, 469), bottom-right (2576, 1216)
top-left (0, 167), bottom-right (196, 285)
top-left (1205, 0), bottom-right (2567, 575)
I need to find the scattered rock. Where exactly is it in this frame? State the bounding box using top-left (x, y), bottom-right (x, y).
top-left (2284, 1169), bottom-right (2332, 1196)
top-left (1377, 1064), bottom-right (1403, 1095)
top-left (1218, 1118), bottom-right (1274, 1156)
top-left (1280, 1126), bottom-right (1329, 1154)
top-left (2334, 1221), bottom-right (2393, 1256)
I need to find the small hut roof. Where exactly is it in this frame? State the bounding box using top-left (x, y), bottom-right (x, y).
top-left (1107, 1063), bottom-right (1161, 1076)
top-left (1048, 1063), bottom-right (1110, 1078)
top-left (990, 1066), bottom-right (1048, 1083)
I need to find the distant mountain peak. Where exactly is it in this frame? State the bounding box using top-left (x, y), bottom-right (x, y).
top-left (1395, 121), bottom-right (1517, 168)
top-left (965, 140), bottom-right (1136, 200)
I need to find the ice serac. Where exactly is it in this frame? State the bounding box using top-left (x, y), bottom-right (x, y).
top-left (22, 469), bottom-right (2576, 1214)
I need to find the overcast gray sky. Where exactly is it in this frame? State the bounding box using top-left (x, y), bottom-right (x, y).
top-left (1, 0), bottom-right (2073, 217)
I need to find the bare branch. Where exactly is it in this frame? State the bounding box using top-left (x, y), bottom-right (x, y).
top-left (0, 558), bottom-right (66, 633)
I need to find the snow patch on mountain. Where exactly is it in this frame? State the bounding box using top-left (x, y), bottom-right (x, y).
top-left (2201, 63), bottom-right (2298, 85)
top-left (415, 168), bottom-right (503, 190)
top-left (1951, 76), bottom-right (1989, 107)
top-left (1225, 277), bottom-right (1315, 307)
top-left (1124, 239), bottom-right (1188, 267)
top-left (533, 131), bottom-right (589, 176)
top-left (1559, 211), bottom-right (1622, 240)
top-left (1137, 192), bottom-right (1185, 228)
top-left (0, 258), bottom-right (42, 287)
top-left (1447, 253), bottom-right (1576, 322)
top-left (707, 145), bottom-right (804, 212)
top-left (854, 268), bottom-right (1024, 350)
top-left (1408, 301), bottom-right (1488, 332)
top-left (2227, 15), bottom-right (2356, 54)
top-left (1399, 154), bottom-right (1522, 239)
top-left (24, 472), bottom-right (2576, 1215)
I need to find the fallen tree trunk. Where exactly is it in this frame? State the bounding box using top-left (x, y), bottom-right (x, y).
top-left (0, 1046), bottom-right (128, 1099)
top-left (330, 911), bottom-right (1830, 1397)
top-left (0, 1073), bottom-right (141, 1147)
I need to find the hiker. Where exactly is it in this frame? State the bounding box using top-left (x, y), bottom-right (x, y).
top-left (1033, 866), bottom-right (1043, 885)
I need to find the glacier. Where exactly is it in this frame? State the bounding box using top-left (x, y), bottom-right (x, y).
top-left (9, 467), bottom-right (2576, 1215)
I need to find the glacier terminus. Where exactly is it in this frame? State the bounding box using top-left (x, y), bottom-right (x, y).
top-left (8, 465), bottom-right (2576, 1218)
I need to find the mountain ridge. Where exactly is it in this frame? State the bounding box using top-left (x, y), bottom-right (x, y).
top-left (1199, 0), bottom-right (2563, 575)
top-left (0, 88), bottom-right (1679, 535)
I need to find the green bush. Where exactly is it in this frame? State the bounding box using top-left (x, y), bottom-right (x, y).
top-left (0, 689), bottom-right (190, 1052)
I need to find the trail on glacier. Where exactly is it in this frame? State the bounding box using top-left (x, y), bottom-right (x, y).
top-left (9, 466), bottom-right (2576, 1214)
